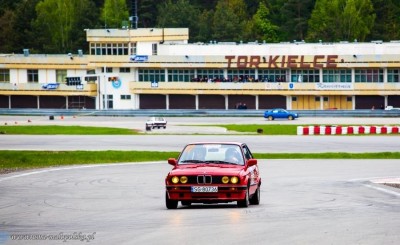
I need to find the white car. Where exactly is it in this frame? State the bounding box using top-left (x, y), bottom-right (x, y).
top-left (385, 106), bottom-right (400, 110)
top-left (146, 117), bottom-right (167, 130)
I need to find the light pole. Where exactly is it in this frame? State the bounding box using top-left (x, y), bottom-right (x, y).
top-left (103, 66), bottom-right (108, 110)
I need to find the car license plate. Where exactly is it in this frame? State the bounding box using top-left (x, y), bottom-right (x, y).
top-left (191, 186), bottom-right (218, 193)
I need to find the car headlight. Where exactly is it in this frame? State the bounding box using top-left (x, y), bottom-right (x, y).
top-left (171, 176), bottom-right (179, 184)
top-left (180, 176), bottom-right (188, 184)
top-left (222, 176), bottom-right (229, 184)
top-left (230, 176), bottom-right (239, 184)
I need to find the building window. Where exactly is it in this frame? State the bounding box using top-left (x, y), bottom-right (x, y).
top-left (152, 43), bottom-right (158, 55)
top-left (27, 69), bottom-right (39, 83)
top-left (347, 96), bottom-right (352, 102)
top-left (101, 67), bottom-right (113, 73)
top-left (258, 69), bottom-right (287, 82)
top-left (291, 69), bottom-right (320, 83)
top-left (292, 96), bottom-right (297, 102)
top-left (227, 69), bottom-right (256, 82)
top-left (90, 42), bottom-right (128, 55)
top-left (168, 69), bottom-right (195, 82)
top-left (117, 43), bottom-right (123, 55)
top-left (355, 69), bottom-right (384, 83)
top-left (101, 43), bottom-right (107, 55)
top-left (84, 70), bottom-right (97, 83)
top-left (130, 42), bottom-right (137, 55)
top-left (195, 69), bottom-right (224, 82)
top-left (56, 70), bottom-right (67, 84)
top-left (120, 67), bottom-right (131, 73)
top-left (387, 69), bottom-right (400, 83)
top-left (107, 44), bottom-right (112, 55)
top-left (323, 96), bottom-right (329, 102)
top-left (139, 69), bottom-right (165, 82)
top-left (121, 95), bottom-right (131, 100)
top-left (112, 43), bottom-right (118, 55)
top-left (315, 96), bottom-right (320, 102)
top-left (323, 69), bottom-right (351, 83)
top-left (0, 69), bottom-right (10, 82)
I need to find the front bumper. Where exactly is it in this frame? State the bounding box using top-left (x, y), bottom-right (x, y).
top-left (166, 185), bottom-right (247, 202)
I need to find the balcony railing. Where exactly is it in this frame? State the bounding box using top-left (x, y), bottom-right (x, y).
top-left (130, 81), bottom-right (400, 94)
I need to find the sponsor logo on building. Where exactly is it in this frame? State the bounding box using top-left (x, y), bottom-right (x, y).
top-left (316, 83), bottom-right (353, 90)
top-left (112, 79), bottom-right (122, 89)
top-left (130, 55), bottom-right (148, 62)
top-left (151, 80), bottom-right (158, 88)
top-left (225, 55), bottom-right (339, 69)
top-left (42, 83), bottom-right (60, 90)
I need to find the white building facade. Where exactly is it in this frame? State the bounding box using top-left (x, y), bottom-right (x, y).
top-left (0, 28), bottom-right (399, 110)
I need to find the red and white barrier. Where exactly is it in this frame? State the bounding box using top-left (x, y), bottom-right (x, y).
top-left (297, 126), bottom-right (400, 135)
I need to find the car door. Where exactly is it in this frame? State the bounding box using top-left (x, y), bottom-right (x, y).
top-left (276, 109), bottom-right (285, 118)
top-left (242, 144), bottom-right (259, 194)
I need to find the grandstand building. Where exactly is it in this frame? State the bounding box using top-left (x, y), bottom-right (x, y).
top-left (0, 27), bottom-right (399, 110)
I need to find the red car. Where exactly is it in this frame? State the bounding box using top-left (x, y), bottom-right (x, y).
top-left (165, 142), bottom-right (261, 209)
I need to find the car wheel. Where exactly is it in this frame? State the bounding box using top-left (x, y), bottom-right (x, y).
top-left (165, 192), bottom-right (178, 209)
top-left (249, 186), bottom-right (260, 205)
top-left (164, 126), bottom-right (166, 129)
top-left (237, 186), bottom-right (250, 208)
top-left (288, 115), bottom-right (294, 120)
top-left (181, 201), bottom-right (191, 206)
top-left (268, 116), bottom-right (274, 121)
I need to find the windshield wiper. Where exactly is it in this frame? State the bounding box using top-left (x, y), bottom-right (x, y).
top-left (204, 160), bottom-right (236, 165)
top-left (180, 160), bottom-right (204, 163)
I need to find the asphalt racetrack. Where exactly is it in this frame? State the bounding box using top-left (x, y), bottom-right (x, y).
top-left (1, 116), bottom-right (400, 153)
top-left (0, 116), bottom-right (399, 244)
top-left (0, 160), bottom-right (399, 244)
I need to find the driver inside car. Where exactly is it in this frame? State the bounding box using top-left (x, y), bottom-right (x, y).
top-left (192, 147), bottom-right (206, 161)
top-left (225, 148), bottom-right (242, 164)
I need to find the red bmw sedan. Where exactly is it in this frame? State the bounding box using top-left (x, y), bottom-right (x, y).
top-left (165, 142), bottom-right (261, 209)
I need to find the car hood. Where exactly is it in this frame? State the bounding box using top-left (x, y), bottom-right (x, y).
top-left (170, 164), bottom-right (244, 176)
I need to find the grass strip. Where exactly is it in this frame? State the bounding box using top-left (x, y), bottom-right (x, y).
top-left (222, 124), bottom-right (298, 135)
top-left (0, 150), bottom-right (180, 174)
top-left (253, 152), bottom-right (400, 159)
top-left (1, 151), bottom-right (399, 174)
top-left (0, 125), bottom-right (139, 135)
top-left (1, 125), bottom-right (399, 135)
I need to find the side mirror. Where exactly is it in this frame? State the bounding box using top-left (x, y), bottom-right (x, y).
top-left (168, 158), bottom-right (177, 166)
top-left (246, 159), bottom-right (257, 167)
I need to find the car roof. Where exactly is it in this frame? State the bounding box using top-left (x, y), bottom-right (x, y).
top-left (186, 142), bottom-right (244, 146)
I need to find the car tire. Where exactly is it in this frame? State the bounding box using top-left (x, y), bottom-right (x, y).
top-left (164, 126), bottom-right (166, 129)
top-left (268, 116), bottom-right (274, 121)
top-left (249, 186), bottom-right (260, 205)
top-left (237, 186), bottom-right (250, 208)
top-left (165, 192), bottom-right (178, 209)
top-left (288, 115), bottom-right (293, 120)
top-left (181, 201), bottom-right (191, 206)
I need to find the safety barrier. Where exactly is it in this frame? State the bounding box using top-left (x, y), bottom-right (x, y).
top-left (297, 126), bottom-right (400, 135)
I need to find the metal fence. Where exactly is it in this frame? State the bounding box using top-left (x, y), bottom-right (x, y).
top-left (0, 108), bottom-right (399, 118)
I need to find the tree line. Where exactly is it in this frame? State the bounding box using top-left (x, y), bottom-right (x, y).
top-left (0, 0), bottom-right (399, 54)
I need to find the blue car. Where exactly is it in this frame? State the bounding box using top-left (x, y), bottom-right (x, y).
top-left (263, 108), bottom-right (298, 120)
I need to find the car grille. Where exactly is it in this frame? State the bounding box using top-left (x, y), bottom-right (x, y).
top-left (186, 175), bottom-right (223, 184)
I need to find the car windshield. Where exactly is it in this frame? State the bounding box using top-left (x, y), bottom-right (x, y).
top-left (178, 144), bottom-right (244, 166)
